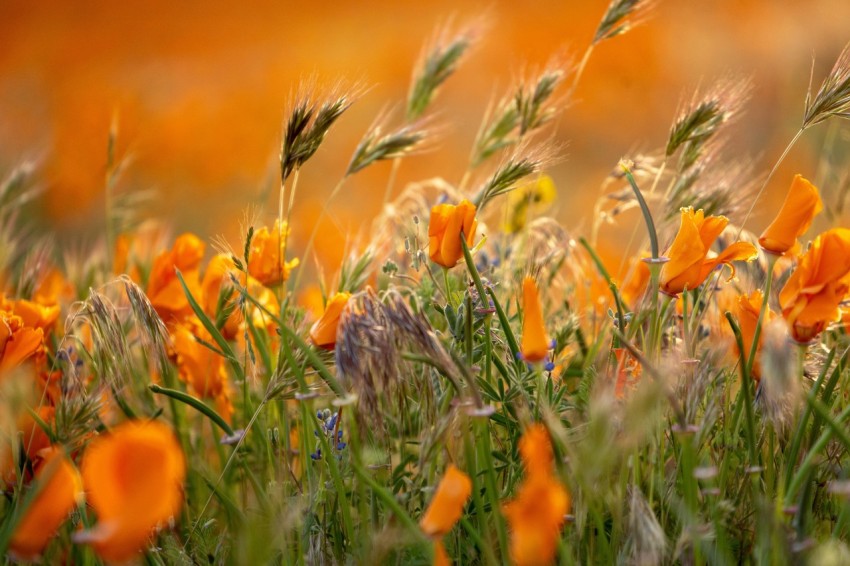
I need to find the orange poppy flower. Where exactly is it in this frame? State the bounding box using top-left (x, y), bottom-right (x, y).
top-left (310, 292), bottom-right (351, 350)
top-left (1, 297), bottom-right (60, 332)
top-left (1, 310), bottom-right (44, 377)
top-left (170, 321), bottom-right (234, 423)
top-left (734, 291), bottom-right (775, 380)
top-left (247, 220), bottom-right (300, 286)
top-left (520, 277), bottom-right (550, 364)
top-left (9, 448), bottom-right (83, 561)
top-left (428, 199), bottom-right (478, 268)
top-left (419, 464), bottom-right (472, 538)
top-left (76, 420), bottom-right (186, 563)
top-left (779, 228), bottom-right (850, 343)
top-left (503, 424), bottom-right (570, 566)
top-left (759, 174), bottom-right (822, 255)
top-left (619, 255), bottom-right (650, 309)
top-left (146, 233), bottom-right (206, 324)
top-left (659, 207), bottom-right (758, 296)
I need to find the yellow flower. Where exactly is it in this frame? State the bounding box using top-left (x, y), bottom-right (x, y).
top-left (759, 174), bottom-right (822, 255)
top-left (77, 420), bottom-right (186, 563)
top-left (419, 464), bottom-right (472, 538)
top-left (309, 292), bottom-right (351, 350)
top-left (734, 291), bottom-right (774, 380)
top-left (9, 448), bottom-right (83, 561)
top-left (779, 228), bottom-right (850, 343)
top-left (503, 175), bottom-right (557, 233)
top-left (659, 207), bottom-right (758, 296)
top-left (520, 277), bottom-right (549, 364)
top-left (247, 220), bottom-right (300, 286)
top-left (428, 199), bottom-right (478, 268)
top-left (503, 424), bottom-right (570, 566)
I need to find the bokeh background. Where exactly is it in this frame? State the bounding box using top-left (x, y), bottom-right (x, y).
top-left (2, 0), bottom-right (849, 272)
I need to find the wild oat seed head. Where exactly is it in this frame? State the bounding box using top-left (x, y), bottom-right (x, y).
top-left (593, 0), bottom-right (656, 45)
top-left (804, 43), bottom-right (850, 128)
top-left (347, 117), bottom-right (430, 176)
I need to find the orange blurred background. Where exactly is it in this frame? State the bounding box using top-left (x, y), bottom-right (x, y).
top-left (1, 0), bottom-right (849, 272)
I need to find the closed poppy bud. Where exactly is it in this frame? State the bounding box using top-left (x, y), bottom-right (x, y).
top-left (520, 277), bottom-right (549, 364)
top-left (9, 448), bottom-right (83, 561)
top-left (76, 420), bottom-right (186, 563)
top-left (428, 199), bottom-right (478, 268)
top-left (659, 207), bottom-right (758, 296)
top-left (779, 228), bottom-right (850, 343)
top-left (419, 464), bottom-right (472, 538)
top-left (759, 175), bottom-right (823, 255)
top-left (309, 292), bottom-right (351, 349)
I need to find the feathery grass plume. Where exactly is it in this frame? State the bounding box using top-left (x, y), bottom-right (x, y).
top-left (666, 152), bottom-right (759, 222)
top-left (627, 486), bottom-right (667, 565)
top-left (804, 42), bottom-right (850, 128)
top-left (473, 145), bottom-right (551, 211)
top-left (280, 86), bottom-right (356, 182)
top-left (121, 276), bottom-right (170, 376)
top-left (346, 119), bottom-right (429, 175)
top-left (0, 162), bottom-right (40, 278)
top-left (338, 248), bottom-right (374, 293)
top-left (593, 0), bottom-right (655, 44)
top-left (407, 20), bottom-right (479, 121)
top-left (471, 64), bottom-right (565, 166)
top-left (74, 289), bottom-right (133, 391)
top-left (335, 288), bottom-right (460, 422)
top-left (666, 78), bottom-right (751, 171)
top-left (758, 318), bottom-right (801, 436)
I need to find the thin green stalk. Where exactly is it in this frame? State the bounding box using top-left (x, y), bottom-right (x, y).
top-left (745, 253), bottom-right (778, 377)
top-left (725, 312), bottom-right (759, 467)
top-left (150, 384), bottom-right (235, 436)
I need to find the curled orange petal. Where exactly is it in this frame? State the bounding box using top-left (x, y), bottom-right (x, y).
top-left (419, 464), bottom-right (472, 538)
top-left (759, 174), bottom-right (822, 255)
top-left (520, 277), bottom-right (549, 364)
top-left (309, 292), bottom-right (351, 350)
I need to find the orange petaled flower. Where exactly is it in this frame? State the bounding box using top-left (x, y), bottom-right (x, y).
top-left (735, 291), bottom-right (775, 380)
top-left (170, 321), bottom-right (234, 422)
top-left (419, 464), bottom-right (472, 538)
top-left (779, 228), bottom-right (850, 343)
top-left (1, 297), bottom-right (60, 333)
top-left (428, 199), bottom-right (478, 268)
top-left (9, 448), bottom-right (83, 561)
top-left (619, 255), bottom-right (651, 309)
top-left (77, 420), bottom-right (186, 563)
top-left (146, 233), bottom-right (206, 324)
top-left (759, 174), bottom-right (823, 255)
top-left (503, 424), bottom-right (570, 566)
top-left (659, 207), bottom-right (758, 296)
top-left (521, 277), bottom-right (549, 364)
top-left (310, 292), bottom-right (351, 350)
top-left (1, 309), bottom-right (44, 377)
top-left (247, 220), bottom-right (300, 286)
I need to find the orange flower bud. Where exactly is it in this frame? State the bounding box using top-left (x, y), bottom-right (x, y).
top-left (759, 174), bottom-right (822, 255)
top-left (735, 291), bottom-right (774, 380)
top-left (309, 292), bottom-right (351, 350)
top-left (247, 220), bottom-right (300, 286)
top-left (659, 207), bottom-right (758, 296)
top-left (779, 228), bottom-right (850, 343)
top-left (77, 420), bottom-right (186, 563)
top-left (419, 464), bottom-right (472, 538)
top-left (428, 199), bottom-right (478, 268)
top-left (9, 448), bottom-right (83, 561)
top-left (520, 277), bottom-right (549, 364)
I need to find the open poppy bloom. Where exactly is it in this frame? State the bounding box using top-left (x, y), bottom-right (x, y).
top-left (428, 199), bottom-right (478, 268)
top-left (309, 292), bottom-right (351, 350)
top-left (1, 309), bottom-right (44, 377)
top-left (503, 423), bottom-right (570, 566)
top-left (659, 207), bottom-right (758, 296)
top-left (9, 448), bottom-right (83, 561)
top-left (758, 174), bottom-right (822, 255)
top-left (76, 420), bottom-right (186, 563)
top-left (734, 291), bottom-right (775, 380)
top-left (247, 220), bottom-right (300, 286)
top-left (146, 233), bottom-right (206, 324)
top-left (779, 228), bottom-right (850, 343)
top-left (170, 321), bottom-right (234, 422)
top-left (520, 277), bottom-right (550, 364)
